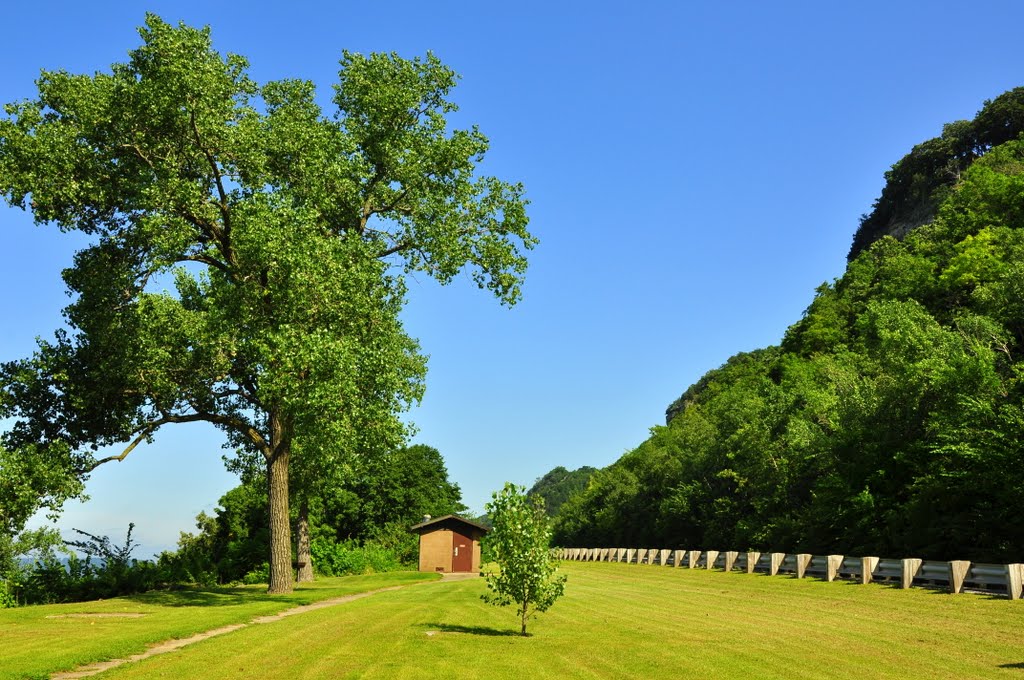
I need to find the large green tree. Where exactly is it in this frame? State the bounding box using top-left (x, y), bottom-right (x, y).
top-left (0, 16), bottom-right (533, 593)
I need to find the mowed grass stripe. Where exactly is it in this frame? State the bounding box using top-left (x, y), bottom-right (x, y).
top-left (94, 562), bottom-right (1024, 679)
top-left (565, 563), bottom-right (1011, 677)
top-left (0, 572), bottom-right (437, 680)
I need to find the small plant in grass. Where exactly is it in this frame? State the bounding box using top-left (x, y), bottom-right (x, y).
top-left (482, 482), bottom-right (566, 636)
top-left (241, 563), bottom-right (270, 585)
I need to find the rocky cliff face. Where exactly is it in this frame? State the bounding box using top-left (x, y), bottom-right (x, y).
top-left (847, 87), bottom-right (1024, 261)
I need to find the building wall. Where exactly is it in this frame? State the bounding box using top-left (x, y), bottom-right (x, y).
top-left (473, 540), bottom-right (482, 572)
top-left (418, 529), bottom-right (454, 573)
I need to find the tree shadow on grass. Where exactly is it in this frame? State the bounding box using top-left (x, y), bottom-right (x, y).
top-left (126, 587), bottom-right (307, 608)
top-left (419, 622), bottom-right (523, 637)
top-left (998, 662), bottom-right (1024, 669)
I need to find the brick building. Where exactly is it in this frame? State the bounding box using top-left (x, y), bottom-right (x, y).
top-left (410, 515), bottom-right (489, 573)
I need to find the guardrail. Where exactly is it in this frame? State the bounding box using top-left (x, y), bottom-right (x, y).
top-left (557, 547), bottom-right (1024, 599)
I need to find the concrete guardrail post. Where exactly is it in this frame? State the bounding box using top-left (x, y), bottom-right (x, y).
top-left (688, 550), bottom-right (702, 569)
top-left (626, 548), bottom-right (636, 564)
top-left (861, 557), bottom-right (879, 585)
top-left (724, 551), bottom-right (738, 571)
top-left (769, 553), bottom-right (785, 576)
top-left (827, 555), bottom-right (843, 582)
top-left (901, 558), bottom-right (922, 589)
top-left (746, 551), bottom-right (760, 574)
top-left (795, 554), bottom-right (812, 578)
top-left (1009, 564), bottom-right (1024, 600)
top-left (673, 549), bottom-right (685, 568)
top-left (706, 550), bottom-right (720, 570)
top-left (949, 560), bottom-right (971, 594)
top-left (660, 549), bottom-right (671, 566)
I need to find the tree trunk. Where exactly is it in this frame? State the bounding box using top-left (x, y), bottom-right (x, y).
top-left (267, 412), bottom-right (293, 594)
top-left (296, 497), bottom-right (314, 583)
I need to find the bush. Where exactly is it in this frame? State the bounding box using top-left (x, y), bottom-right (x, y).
top-left (365, 522), bottom-right (420, 566)
top-left (9, 524), bottom-right (164, 605)
top-left (241, 562), bottom-right (269, 585)
top-left (310, 537), bottom-right (404, 577)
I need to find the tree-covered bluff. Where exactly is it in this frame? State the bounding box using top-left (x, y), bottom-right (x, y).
top-left (848, 87), bottom-right (1024, 261)
top-left (556, 98), bottom-right (1024, 564)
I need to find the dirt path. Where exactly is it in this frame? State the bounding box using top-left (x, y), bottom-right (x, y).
top-left (50, 585), bottom-right (411, 679)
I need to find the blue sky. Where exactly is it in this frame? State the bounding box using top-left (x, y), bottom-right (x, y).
top-left (3, 1), bottom-right (1024, 556)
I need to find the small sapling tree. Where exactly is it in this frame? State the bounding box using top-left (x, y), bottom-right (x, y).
top-left (482, 482), bottom-right (566, 636)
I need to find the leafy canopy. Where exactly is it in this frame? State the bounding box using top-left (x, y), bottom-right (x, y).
top-left (557, 129), bottom-right (1024, 563)
top-left (0, 14), bottom-right (534, 593)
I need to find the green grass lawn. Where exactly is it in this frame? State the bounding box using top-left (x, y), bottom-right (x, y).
top-left (5, 562), bottom-right (1024, 678)
top-left (0, 571), bottom-right (436, 680)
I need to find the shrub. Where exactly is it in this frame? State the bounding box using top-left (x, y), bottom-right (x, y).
top-left (11, 524), bottom-right (163, 605)
top-left (310, 537), bottom-right (404, 577)
top-left (241, 562), bottom-right (269, 585)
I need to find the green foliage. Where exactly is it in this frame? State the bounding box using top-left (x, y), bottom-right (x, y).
top-left (482, 483), bottom-right (566, 635)
top-left (241, 563), bottom-right (270, 585)
top-left (559, 130), bottom-right (1024, 564)
top-left (11, 524), bottom-right (164, 605)
top-left (850, 87), bottom-right (1024, 260)
top-left (0, 14), bottom-right (532, 593)
top-left (527, 466), bottom-right (597, 517)
top-left (158, 441), bottom-right (462, 584)
top-left (0, 444), bottom-right (85, 547)
top-left (364, 521), bottom-right (421, 566)
top-left (309, 537), bottom-right (403, 577)
top-left (0, 526), bottom-right (65, 606)
top-left (157, 483), bottom-right (269, 585)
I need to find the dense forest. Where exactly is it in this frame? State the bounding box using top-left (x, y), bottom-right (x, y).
top-left (527, 466), bottom-right (597, 517)
top-left (554, 89), bottom-right (1024, 563)
top-left (167, 444), bottom-right (466, 584)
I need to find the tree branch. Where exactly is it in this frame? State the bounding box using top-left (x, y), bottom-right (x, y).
top-left (176, 253), bottom-right (230, 273)
top-left (188, 108), bottom-right (235, 266)
top-left (85, 410), bottom-right (270, 472)
top-left (377, 241), bottom-right (412, 258)
top-left (86, 423), bottom-right (158, 470)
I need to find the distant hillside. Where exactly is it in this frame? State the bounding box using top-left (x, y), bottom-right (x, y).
top-left (558, 89), bottom-right (1024, 563)
top-left (528, 466), bottom-right (597, 517)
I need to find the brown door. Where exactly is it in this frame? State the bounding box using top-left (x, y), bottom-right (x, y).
top-left (452, 530), bottom-right (473, 572)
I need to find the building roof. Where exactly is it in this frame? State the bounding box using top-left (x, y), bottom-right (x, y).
top-left (409, 514), bottom-right (490, 534)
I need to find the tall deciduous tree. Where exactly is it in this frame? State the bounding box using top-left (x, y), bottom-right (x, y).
top-left (0, 15), bottom-right (533, 593)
